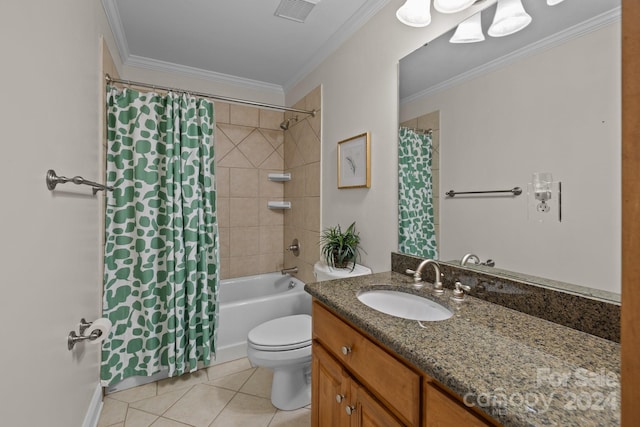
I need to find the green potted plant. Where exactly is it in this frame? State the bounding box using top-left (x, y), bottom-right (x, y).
top-left (319, 222), bottom-right (362, 271)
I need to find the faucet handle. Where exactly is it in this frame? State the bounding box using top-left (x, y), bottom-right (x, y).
top-left (452, 281), bottom-right (471, 300)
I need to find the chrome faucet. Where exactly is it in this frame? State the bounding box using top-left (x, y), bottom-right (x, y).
top-left (414, 259), bottom-right (444, 294)
top-left (281, 266), bottom-right (298, 275)
top-left (452, 281), bottom-right (472, 301)
top-left (460, 253), bottom-right (480, 266)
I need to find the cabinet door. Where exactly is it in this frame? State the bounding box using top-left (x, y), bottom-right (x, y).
top-left (350, 381), bottom-right (405, 427)
top-left (312, 343), bottom-right (350, 427)
top-left (425, 382), bottom-right (492, 427)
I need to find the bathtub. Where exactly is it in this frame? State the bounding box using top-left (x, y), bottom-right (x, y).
top-left (106, 272), bottom-right (310, 393)
top-left (213, 272), bottom-right (312, 365)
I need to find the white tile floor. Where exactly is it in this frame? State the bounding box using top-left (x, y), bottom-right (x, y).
top-left (97, 358), bottom-right (311, 427)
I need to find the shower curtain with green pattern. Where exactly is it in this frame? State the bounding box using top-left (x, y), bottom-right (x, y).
top-left (101, 86), bottom-right (219, 386)
top-left (398, 127), bottom-right (438, 259)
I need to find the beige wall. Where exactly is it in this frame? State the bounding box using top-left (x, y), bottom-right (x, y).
top-left (400, 22), bottom-right (621, 293)
top-left (285, 0), bottom-right (493, 274)
top-left (400, 110), bottom-right (440, 248)
top-left (0, 1), bottom-right (122, 426)
top-left (215, 103), bottom-right (287, 279)
top-left (283, 87), bottom-right (322, 283)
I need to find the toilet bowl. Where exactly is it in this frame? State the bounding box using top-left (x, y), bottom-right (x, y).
top-left (246, 314), bottom-right (312, 410)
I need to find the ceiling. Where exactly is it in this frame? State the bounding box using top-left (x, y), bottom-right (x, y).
top-left (103, 0), bottom-right (390, 93)
top-left (400, 0), bottom-right (621, 102)
top-left (103, 0), bottom-right (620, 98)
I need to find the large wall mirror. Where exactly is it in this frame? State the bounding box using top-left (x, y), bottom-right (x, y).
top-left (398, 0), bottom-right (621, 300)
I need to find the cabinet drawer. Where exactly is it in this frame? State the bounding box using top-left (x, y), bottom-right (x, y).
top-left (313, 301), bottom-right (421, 426)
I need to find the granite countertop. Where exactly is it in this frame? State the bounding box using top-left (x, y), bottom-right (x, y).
top-left (305, 271), bottom-right (620, 427)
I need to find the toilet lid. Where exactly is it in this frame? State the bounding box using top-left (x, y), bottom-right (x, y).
top-left (248, 315), bottom-right (311, 351)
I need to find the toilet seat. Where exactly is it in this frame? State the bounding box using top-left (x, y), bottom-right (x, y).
top-left (247, 314), bottom-right (311, 352)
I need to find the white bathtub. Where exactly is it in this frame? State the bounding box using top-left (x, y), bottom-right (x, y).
top-left (213, 272), bottom-right (312, 365)
top-left (106, 272), bottom-right (310, 393)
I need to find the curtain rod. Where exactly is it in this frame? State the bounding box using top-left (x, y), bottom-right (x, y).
top-left (105, 74), bottom-right (316, 117)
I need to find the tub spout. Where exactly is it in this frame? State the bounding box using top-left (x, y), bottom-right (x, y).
top-left (281, 266), bottom-right (298, 275)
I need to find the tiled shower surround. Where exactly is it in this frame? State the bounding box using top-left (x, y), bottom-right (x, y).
top-left (284, 87), bottom-right (322, 284)
top-left (215, 87), bottom-right (321, 282)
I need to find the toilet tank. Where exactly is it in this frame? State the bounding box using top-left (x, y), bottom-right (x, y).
top-left (313, 261), bottom-right (372, 282)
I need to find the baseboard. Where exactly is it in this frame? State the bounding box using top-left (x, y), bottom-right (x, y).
top-left (82, 384), bottom-right (104, 427)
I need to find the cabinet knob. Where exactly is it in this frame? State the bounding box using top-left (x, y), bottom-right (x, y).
top-left (345, 405), bottom-right (355, 415)
top-left (335, 394), bottom-right (344, 403)
top-left (341, 346), bottom-right (352, 355)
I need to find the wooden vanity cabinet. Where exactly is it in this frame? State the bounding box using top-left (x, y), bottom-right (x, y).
top-left (424, 381), bottom-right (493, 427)
top-left (312, 300), bottom-right (500, 427)
top-left (312, 343), bottom-right (404, 427)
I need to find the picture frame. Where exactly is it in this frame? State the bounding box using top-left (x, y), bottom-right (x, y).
top-left (337, 132), bottom-right (371, 189)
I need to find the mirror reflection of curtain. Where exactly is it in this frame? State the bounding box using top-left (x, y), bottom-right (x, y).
top-left (101, 86), bottom-right (220, 386)
top-left (398, 127), bottom-right (438, 259)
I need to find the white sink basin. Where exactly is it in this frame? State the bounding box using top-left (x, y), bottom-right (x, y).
top-left (357, 290), bottom-right (453, 321)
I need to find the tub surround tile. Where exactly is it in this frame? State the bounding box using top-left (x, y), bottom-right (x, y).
top-left (214, 128), bottom-right (235, 160)
top-left (218, 148), bottom-right (254, 168)
top-left (238, 130), bottom-right (275, 168)
top-left (391, 252), bottom-right (620, 342)
top-left (260, 129), bottom-right (284, 150)
top-left (230, 168), bottom-right (259, 197)
top-left (229, 255), bottom-right (261, 278)
top-left (260, 151), bottom-right (285, 171)
top-left (230, 104), bottom-right (260, 128)
top-left (217, 124), bottom-right (253, 145)
top-left (229, 198), bottom-right (259, 227)
top-left (305, 271), bottom-right (620, 427)
top-left (215, 102), bottom-right (230, 124)
top-left (259, 109), bottom-right (284, 131)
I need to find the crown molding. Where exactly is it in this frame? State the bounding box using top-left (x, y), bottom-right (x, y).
top-left (124, 55), bottom-right (285, 95)
top-left (101, 0), bottom-right (284, 96)
top-left (101, 0), bottom-right (130, 63)
top-left (102, 0), bottom-right (389, 97)
top-left (282, 0), bottom-right (392, 93)
top-left (401, 6), bottom-right (621, 106)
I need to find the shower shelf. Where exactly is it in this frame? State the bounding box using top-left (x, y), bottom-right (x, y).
top-left (267, 201), bottom-right (291, 210)
top-left (268, 173), bottom-right (291, 182)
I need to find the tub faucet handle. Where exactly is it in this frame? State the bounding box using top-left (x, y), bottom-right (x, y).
top-left (286, 239), bottom-right (300, 257)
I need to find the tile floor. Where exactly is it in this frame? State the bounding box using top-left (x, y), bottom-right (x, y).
top-left (97, 358), bottom-right (310, 427)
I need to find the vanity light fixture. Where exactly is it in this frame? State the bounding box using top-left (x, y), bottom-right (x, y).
top-left (488, 0), bottom-right (532, 37)
top-left (396, 0), bottom-right (432, 27)
top-left (434, 0), bottom-right (475, 14)
top-left (449, 12), bottom-right (485, 43)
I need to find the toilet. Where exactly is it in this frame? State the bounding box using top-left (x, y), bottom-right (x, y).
top-left (247, 314), bottom-right (312, 410)
top-left (246, 263), bottom-right (372, 411)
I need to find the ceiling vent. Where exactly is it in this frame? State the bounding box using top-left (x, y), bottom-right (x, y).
top-left (274, 0), bottom-right (321, 23)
